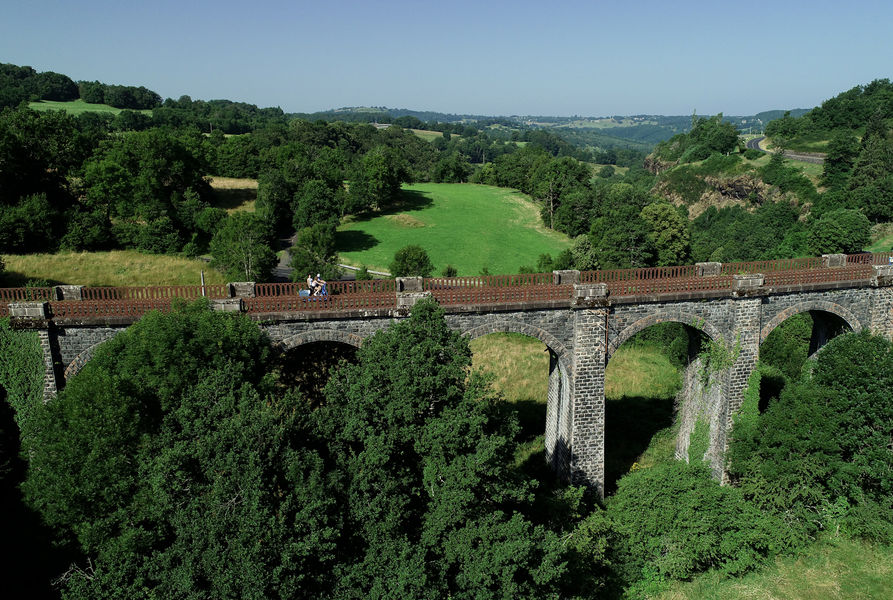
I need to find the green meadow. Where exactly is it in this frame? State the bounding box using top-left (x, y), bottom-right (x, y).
top-left (28, 99), bottom-right (151, 115)
top-left (337, 183), bottom-right (572, 275)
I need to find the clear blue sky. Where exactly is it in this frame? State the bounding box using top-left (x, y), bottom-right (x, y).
top-left (2, 0), bottom-right (891, 117)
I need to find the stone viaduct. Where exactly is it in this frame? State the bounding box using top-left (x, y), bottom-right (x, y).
top-left (5, 253), bottom-right (893, 497)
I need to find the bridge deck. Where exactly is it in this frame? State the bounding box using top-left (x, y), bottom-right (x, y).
top-left (3, 252), bottom-right (891, 320)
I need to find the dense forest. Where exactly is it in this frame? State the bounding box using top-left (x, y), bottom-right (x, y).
top-left (2, 299), bottom-right (891, 598)
top-left (1, 64), bottom-right (892, 597)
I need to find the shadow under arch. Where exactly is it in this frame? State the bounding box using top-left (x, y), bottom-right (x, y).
top-left (462, 319), bottom-right (573, 481)
top-left (607, 311), bottom-right (724, 361)
top-left (760, 300), bottom-right (863, 344)
top-left (604, 313), bottom-right (721, 494)
top-left (277, 329), bottom-right (365, 351)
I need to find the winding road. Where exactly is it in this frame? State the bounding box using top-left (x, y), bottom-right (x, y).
top-left (747, 136), bottom-right (825, 165)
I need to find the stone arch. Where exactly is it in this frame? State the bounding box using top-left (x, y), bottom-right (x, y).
top-left (462, 319), bottom-right (571, 372)
top-left (607, 311), bottom-right (723, 361)
top-left (760, 300), bottom-right (863, 344)
top-left (64, 334), bottom-right (122, 381)
top-left (278, 329), bottom-right (365, 351)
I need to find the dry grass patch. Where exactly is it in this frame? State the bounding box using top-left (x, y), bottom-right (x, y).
top-left (605, 345), bottom-right (681, 400)
top-left (469, 333), bottom-right (549, 403)
top-left (385, 214), bottom-right (426, 228)
top-left (208, 177), bottom-right (257, 213)
top-left (1, 251), bottom-right (226, 287)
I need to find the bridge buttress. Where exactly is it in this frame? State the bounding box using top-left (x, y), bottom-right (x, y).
top-left (717, 297), bottom-right (762, 479)
top-left (568, 307), bottom-right (608, 497)
top-left (869, 287), bottom-right (893, 341)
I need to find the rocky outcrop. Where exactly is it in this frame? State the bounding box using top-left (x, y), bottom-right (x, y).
top-left (644, 155), bottom-right (675, 174)
top-left (702, 174), bottom-right (769, 203)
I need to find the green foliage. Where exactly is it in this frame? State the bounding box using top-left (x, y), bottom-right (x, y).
top-left (821, 131), bottom-right (859, 189)
top-left (691, 202), bottom-right (806, 262)
top-left (81, 127), bottom-right (212, 252)
top-left (743, 148), bottom-right (763, 160)
top-left (289, 221), bottom-right (341, 282)
top-left (625, 322), bottom-right (694, 369)
top-left (728, 332), bottom-right (893, 545)
top-left (210, 211), bottom-right (277, 281)
top-left (254, 169), bottom-right (295, 236)
top-left (652, 114), bottom-right (741, 164)
top-left (759, 153), bottom-right (819, 204)
top-left (389, 244), bottom-right (434, 277)
top-left (640, 201), bottom-right (691, 266)
top-left (759, 312), bottom-right (813, 380)
top-left (293, 178), bottom-right (340, 231)
top-left (22, 301), bottom-right (340, 598)
top-left (687, 419), bottom-right (710, 463)
top-left (807, 208), bottom-right (871, 254)
top-left (318, 300), bottom-right (574, 597)
top-left (589, 183), bottom-right (655, 268)
top-left (608, 461), bottom-right (777, 583)
top-left (441, 264), bottom-right (458, 277)
top-left (0, 319), bottom-right (44, 433)
top-left (697, 333), bottom-right (740, 387)
top-left (350, 145), bottom-right (410, 212)
top-left (356, 265), bottom-right (372, 280)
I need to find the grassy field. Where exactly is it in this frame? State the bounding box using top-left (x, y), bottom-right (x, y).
top-left (410, 128), bottom-right (445, 141)
top-left (657, 537), bottom-right (893, 600)
top-left (868, 223), bottom-right (893, 252)
top-left (0, 251), bottom-right (225, 287)
top-left (741, 152), bottom-right (825, 186)
top-left (208, 176), bottom-right (257, 212)
top-left (337, 183), bottom-right (572, 275)
top-left (470, 332), bottom-right (681, 481)
top-left (28, 99), bottom-right (151, 116)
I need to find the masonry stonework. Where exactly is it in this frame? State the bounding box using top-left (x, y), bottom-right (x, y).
top-left (569, 308), bottom-right (607, 495)
top-left (11, 273), bottom-right (893, 495)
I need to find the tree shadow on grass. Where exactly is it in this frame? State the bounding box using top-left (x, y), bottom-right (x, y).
top-left (0, 271), bottom-right (65, 287)
top-left (604, 395), bottom-right (675, 495)
top-left (348, 189), bottom-right (434, 223)
top-left (210, 188), bottom-right (255, 211)
top-left (492, 398), bottom-right (545, 444)
top-left (335, 230), bottom-right (379, 253)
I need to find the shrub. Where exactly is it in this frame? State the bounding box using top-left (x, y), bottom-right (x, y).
top-left (807, 208), bottom-right (871, 254)
top-left (607, 461), bottom-right (778, 583)
top-left (389, 244), bottom-right (433, 277)
top-left (728, 332), bottom-right (893, 543)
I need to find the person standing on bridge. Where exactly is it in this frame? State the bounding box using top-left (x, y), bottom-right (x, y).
top-left (307, 274), bottom-right (318, 295)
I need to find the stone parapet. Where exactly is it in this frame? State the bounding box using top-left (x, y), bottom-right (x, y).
top-left (732, 273), bottom-right (764, 296)
top-left (696, 262), bottom-right (722, 277)
top-left (822, 253), bottom-right (847, 268)
top-left (396, 291), bottom-right (432, 310)
top-left (9, 302), bottom-right (49, 318)
top-left (573, 283), bottom-right (608, 307)
top-left (230, 282), bottom-right (256, 297)
top-left (55, 285), bottom-right (84, 301)
top-left (396, 277), bottom-right (424, 292)
top-left (872, 265), bottom-right (893, 287)
top-left (211, 298), bottom-right (243, 312)
top-left (553, 270), bottom-right (580, 285)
